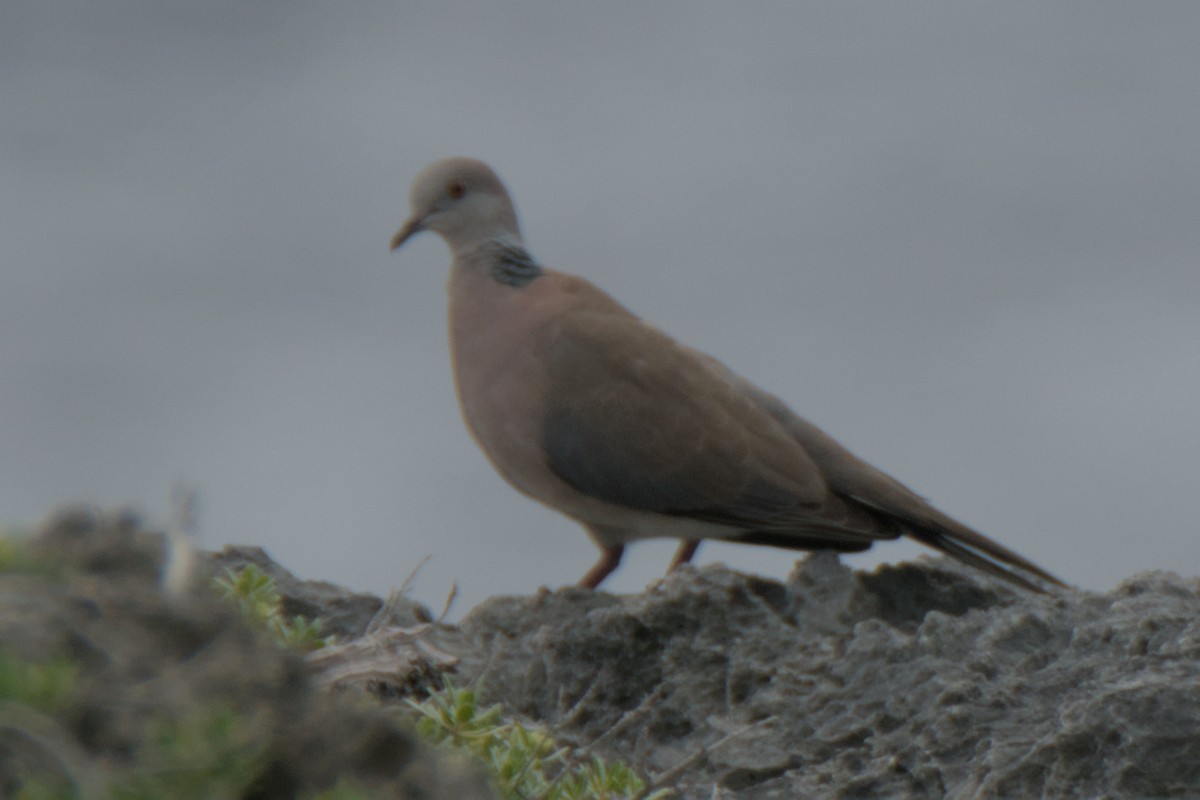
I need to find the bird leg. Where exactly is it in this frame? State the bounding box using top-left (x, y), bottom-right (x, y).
top-left (668, 540), bottom-right (701, 572)
top-left (579, 544), bottom-right (624, 589)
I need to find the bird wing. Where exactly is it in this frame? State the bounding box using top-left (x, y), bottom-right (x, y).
top-left (539, 308), bottom-right (894, 544)
top-left (739, 376), bottom-right (1067, 587)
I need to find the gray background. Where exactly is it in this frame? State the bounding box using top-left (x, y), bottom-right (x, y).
top-left (4, 2), bottom-right (1197, 615)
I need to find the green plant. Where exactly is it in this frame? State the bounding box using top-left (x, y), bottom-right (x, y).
top-left (13, 781), bottom-right (76, 800)
top-left (212, 564), bottom-right (327, 651)
top-left (0, 534), bottom-right (55, 577)
top-left (0, 650), bottom-right (77, 712)
top-left (409, 682), bottom-right (670, 800)
top-left (108, 709), bottom-right (266, 800)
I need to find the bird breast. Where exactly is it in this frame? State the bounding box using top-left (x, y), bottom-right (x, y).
top-left (446, 267), bottom-right (568, 499)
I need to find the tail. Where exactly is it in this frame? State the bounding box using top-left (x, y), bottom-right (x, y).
top-left (906, 520), bottom-right (1068, 592)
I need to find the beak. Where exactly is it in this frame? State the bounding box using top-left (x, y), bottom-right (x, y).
top-left (389, 215), bottom-right (425, 251)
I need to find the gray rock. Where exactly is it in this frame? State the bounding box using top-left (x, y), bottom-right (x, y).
top-left (431, 553), bottom-right (1200, 799)
top-left (207, 542), bottom-right (1200, 798)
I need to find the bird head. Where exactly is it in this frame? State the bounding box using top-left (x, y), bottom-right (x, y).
top-left (390, 158), bottom-right (522, 254)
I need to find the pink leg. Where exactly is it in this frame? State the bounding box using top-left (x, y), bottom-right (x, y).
top-left (668, 540), bottom-right (701, 572)
top-left (579, 544), bottom-right (624, 589)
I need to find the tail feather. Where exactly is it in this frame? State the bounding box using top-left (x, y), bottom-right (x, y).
top-left (908, 523), bottom-right (1067, 592)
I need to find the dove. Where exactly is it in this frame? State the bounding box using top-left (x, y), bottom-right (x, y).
top-left (390, 157), bottom-right (1063, 591)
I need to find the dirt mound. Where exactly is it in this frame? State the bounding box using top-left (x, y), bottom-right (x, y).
top-left (0, 509), bottom-right (490, 799)
top-left (8, 508), bottom-right (1200, 799)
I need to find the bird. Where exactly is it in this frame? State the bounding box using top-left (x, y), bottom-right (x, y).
top-left (389, 157), bottom-right (1064, 592)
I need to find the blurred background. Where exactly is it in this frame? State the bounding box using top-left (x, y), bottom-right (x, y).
top-left (3, 2), bottom-right (1198, 614)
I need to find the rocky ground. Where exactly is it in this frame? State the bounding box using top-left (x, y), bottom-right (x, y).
top-left (5, 508), bottom-right (1200, 798)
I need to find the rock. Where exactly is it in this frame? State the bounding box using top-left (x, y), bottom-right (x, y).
top-left (432, 553), bottom-right (1200, 799)
top-left (206, 538), bottom-right (1200, 799)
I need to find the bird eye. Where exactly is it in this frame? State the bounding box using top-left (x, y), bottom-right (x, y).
top-left (447, 180), bottom-right (466, 200)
